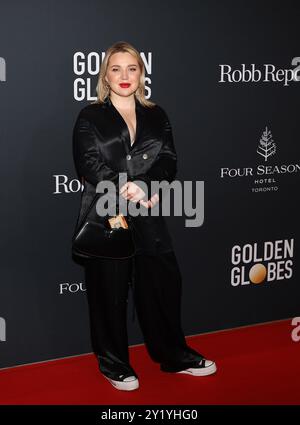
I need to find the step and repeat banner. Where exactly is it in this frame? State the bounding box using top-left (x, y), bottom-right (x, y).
top-left (0, 0), bottom-right (299, 368)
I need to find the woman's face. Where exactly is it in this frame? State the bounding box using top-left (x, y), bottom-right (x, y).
top-left (105, 52), bottom-right (141, 99)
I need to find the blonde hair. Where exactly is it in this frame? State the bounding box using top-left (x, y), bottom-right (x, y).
top-left (92, 41), bottom-right (155, 108)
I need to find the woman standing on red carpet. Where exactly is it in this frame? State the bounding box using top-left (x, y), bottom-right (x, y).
top-left (72, 41), bottom-right (217, 391)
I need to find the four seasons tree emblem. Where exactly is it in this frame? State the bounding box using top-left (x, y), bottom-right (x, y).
top-left (257, 126), bottom-right (276, 161)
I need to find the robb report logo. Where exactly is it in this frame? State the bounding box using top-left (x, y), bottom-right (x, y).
top-left (59, 282), bottom-right (86, 294)
top-left (53, 174), bottom-right (205, 228)
top-left (231, 238), bottom-right (294, 286)
top-left (73, 51), bottom-right (152, 101)
top-left (219, 57), bottom-right (300, 86)
top-left (0, 57), bottom-right (6, 82)
top-left (53, 174), bottom-right (83, 194)
top-left (220, 126), bottom-right (300, 193)
top-left (0, 317), bottom-right (6, 342)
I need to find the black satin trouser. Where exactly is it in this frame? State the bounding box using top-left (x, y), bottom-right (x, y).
top-left (83, 251), bottom-right (204, 379)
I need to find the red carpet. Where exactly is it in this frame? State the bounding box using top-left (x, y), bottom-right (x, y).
top-left (0, 319), bottom-right (299, 405)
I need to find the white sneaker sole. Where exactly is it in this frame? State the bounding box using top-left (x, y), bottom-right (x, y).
top-left (103, 374), bottom-right (139, 391)
top-left (177, 361), bottom-right (217, 376)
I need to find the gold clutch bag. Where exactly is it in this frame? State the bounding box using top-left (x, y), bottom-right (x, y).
top-left (108, 214), bottom-right (129, 229)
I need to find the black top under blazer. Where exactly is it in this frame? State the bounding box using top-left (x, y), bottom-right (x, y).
top-left (72, 95), bottom-right (178, 256)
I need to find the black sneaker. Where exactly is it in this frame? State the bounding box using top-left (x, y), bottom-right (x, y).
top-left (102, 372), bottom-right (139, 391)
top-left (176, 358), bottom-right (217, 376)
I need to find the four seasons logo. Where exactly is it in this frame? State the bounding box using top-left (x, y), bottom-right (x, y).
top-left (257, 127), bottom-right (276, 161)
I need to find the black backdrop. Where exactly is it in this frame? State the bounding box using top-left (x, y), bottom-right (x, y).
top-left (0, 0), bottom-right (299, 368)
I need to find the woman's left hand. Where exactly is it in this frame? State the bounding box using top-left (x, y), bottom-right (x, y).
top-left (139, 193), bottom-right (160, 209)
top-left (120, 182), bottom-right (159, 208)
top-left (119, 181), bottom-right (146, 203)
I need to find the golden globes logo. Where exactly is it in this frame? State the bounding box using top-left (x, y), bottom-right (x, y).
top-left (73, 51), bottom-right (152, 101)
top-left (231, 238), bottom-right (294, 286)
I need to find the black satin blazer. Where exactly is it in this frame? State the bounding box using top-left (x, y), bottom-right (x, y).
top-left (72, 95), bottom-right (177, 256)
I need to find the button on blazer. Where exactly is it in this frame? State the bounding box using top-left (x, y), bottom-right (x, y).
top-left (72, 95), bottom-right (177, 255)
